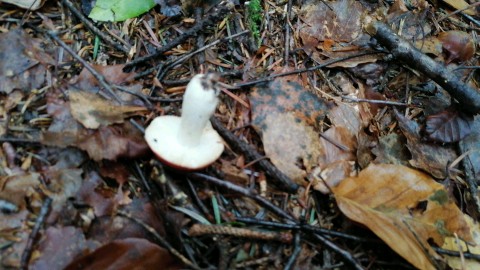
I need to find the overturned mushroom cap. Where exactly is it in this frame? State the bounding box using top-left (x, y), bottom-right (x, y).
top-left (144, 74), bottom-right (224, 170)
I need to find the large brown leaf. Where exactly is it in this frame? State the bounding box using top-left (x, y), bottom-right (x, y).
top-left (332, 164), bottom-right (472, 270)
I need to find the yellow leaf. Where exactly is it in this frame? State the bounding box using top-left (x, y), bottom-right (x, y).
top-left (332, 164), bottom-right (472, 270)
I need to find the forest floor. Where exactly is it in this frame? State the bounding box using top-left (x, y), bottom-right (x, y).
top-left (1, 0), bottom-right (480, 269)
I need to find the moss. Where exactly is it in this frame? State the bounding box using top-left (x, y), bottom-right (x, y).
top-left (246, 0), bottom-right (263, 45)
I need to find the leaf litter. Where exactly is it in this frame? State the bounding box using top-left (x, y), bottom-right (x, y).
top-left (1, 0), bottom-right (480, 269)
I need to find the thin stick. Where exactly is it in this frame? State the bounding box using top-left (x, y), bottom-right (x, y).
top-left (235, 51), bottom-right (381, 88)
top-left (20, 197), bottom-right (52, 270)
top-left (40, 29), bottom-right (122, 103)
top-left (124, 1), bottom-right (234, 71)
top-left (210, 117), bottom-right (299, 193)
top-left (188, 223), bottom-right (293, 243)
top-left (341, 96), bottom-right (415, 107)
top-left (188, 172), bottom-right (295, 221)
top-left (116, 210), bottom-right (202, 270)
top-left (312, 233), bottom-right (365, 270)
top-left (61, 0), bottom-right (130, 53)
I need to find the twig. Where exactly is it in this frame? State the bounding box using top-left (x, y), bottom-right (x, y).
top-left (235, 51), bottom-right (381, 87)
top-left (124, 1), bottom-right (234, 71)
top-left (20, 197), bottom-right (52, 270)
top-left (0, 137), bottom-right (41, 144)
top-left (433, 246), bottom-right (480, 261)
top-left (61, 0), bottom-right (130, 53)
top-left (283, 0), bottom-right (293, 65)
top-left (341, 96), bottom-right (416, 107)
top-left (284, 233), bottom-right (301, 270)
top-left (188, 223), bottom-right (293, 243)
top-left (210, 117), bottom-right (299, 193)
top-left (156, 30), bottom-right (250, 80)
top-left (366, 21), bottom-right (480, 114)
top-left (188, 172), bottom-right (295, 221)
top-left (312, 233), bottom-right (365, 270)
top-left (235, 217), bottom-right (379, 243)
top-left (34, 27), bottom-right (122, 103)
top-left (116, 210), bottom-right (202, 270)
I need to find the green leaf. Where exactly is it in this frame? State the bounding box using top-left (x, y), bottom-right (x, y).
top-left (89, 0), bottom-right (156, 22)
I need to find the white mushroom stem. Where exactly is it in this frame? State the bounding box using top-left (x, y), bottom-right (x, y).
top-left (178, 74), bottom-right (219, 147)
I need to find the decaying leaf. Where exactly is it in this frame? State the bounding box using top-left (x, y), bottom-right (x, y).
top-left (395, 109), bottom-right (457, 178)
top-left (441, 215), bottom-right (480, 270)
top-left (438, 31), bottom-right (476, 63)
top-left (332, 164), bottom-right (473, 270)
top-left (250, 79), bottom-right (329, 131)
top-left (0, 29), bottom-right (54, 94)
top-left (312, 126), bottom-right (357, 193)
top-left (30, 226), bottom-right (97, 270)
top-left (459, 116), bottom-right (480, 180)
top-left (69, 91), bottom-right (147, 129)
top-left (426, 110), bottom-right (473, 143)
top-left (441, 0), bottom-right (476, 16)
top-left (1, 0), bottom-right (45, 10)
top-left (299, 0), bottom-right (364, 46)
top-left (42, 89), bottom-right (149, 161)
top-left (64, 238), bottom-right (182, 269)
top-left (262, 112), bottom-right (322, 185)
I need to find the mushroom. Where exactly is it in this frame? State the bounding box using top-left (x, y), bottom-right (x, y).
top-left (144, 73), bottom-right (224, 170)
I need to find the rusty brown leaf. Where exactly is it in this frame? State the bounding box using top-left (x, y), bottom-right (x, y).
top-left (332, 163), bottom-right (473, 270)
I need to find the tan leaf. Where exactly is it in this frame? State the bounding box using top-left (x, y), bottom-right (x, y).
top-left (262, 112), bottom-right (322, 185)
top-left (332, 164), bottom-right (472, 270)
top-left (69, 91), bottom-right (147, 129)
top-left (442, 0), bottom-right (476, 16)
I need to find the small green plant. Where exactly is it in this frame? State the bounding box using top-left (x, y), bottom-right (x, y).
top-left (246, 0), bottom-right (263, 45)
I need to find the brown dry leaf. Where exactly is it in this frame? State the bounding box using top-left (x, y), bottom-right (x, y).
top-left (30, 226), bottom-right (97, 270)
top-left (395, 109), bottom-right (457, 178)
top-left (69, 91), bottom-right (147, 129)
top-left (442, 0), bottom-right (476, 16)
top-left (0, 29), bottom-right (54, 94)
top-left (250, 79), bottom-right (329, 131)
top-left (438, 31), bottom-right (476, 63)
top-left (72, 64), bottom-right (137, 89)
top-left (262, 112), bottom-right (322, 185)
top-left (42, 89), bottom-right (149, 161)
top-left (332, 164), bottom-right (473, 270)
top-left (64, 238), bottom-right (182, 270)
top-left (299, 0), bottom-right (364, 46)
top-left (425, 109), bottom-right (473, 143)
top-left (312, 126), bottom-right (357, 193)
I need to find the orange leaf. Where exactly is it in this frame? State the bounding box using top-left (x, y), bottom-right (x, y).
top-left (332, 164), bottom-right (472, 270)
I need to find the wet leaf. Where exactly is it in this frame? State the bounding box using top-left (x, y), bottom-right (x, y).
top-left (299, 0), bottom-right (364, 47)
top-left (69, 91), bottom-right (147, 129)
top-left (0, 29), bottom-right (54, 94)
top-left (65, 238), bottom-right (182, 270)
top-left (250, 79), bottom-right (329, 131)
top-left (261, 112), bottom-right (322, 185)
top-left (395, 109), bottom-right (457, 178)
top-left (31, 226), bottom-right (97, 270)
top-left (426, 110), bottom-right (473, 143)
top-left (438, 31), bottom-right (475, 63)
top-left (332, 164), bottom-right (472, 270)
top-left (459, 116), bottom-right (480, 180)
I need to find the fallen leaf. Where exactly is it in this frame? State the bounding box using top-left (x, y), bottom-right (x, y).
top-left (372, 133), bottom-right (410, 165)
top-left (395, 109), bottom-right (458, 178)
top-left (441, 215), bottom-right (480, 270)
top-left (442, 0), bottom-right (476, 16)
top-left (262, 112), bottom-right (322, 185)
top-left (250, 79), bottom-right (329, 131)
top-left (426, 110), bottom-right (473, 143)
top-left (438, 31), bottom-right (476, 63)
top-left (312, 126), bottom-right (356, 193)
top-left (459, 116), bottom-right (480, 181)
top-left (69, 91), bottom-right (147, 129)
top-left (30, 226), bottom-right (97, 270)
top-left (0, 29), bottom-right (54, 94)
top-left (332, 164), bottom-right (472, 270)
top-left (65, 238), bottom-right (182, 270)
top-left (299, 0), bottom-right (364, 46)
top-left (1, 0), bottom-right (45, 9)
